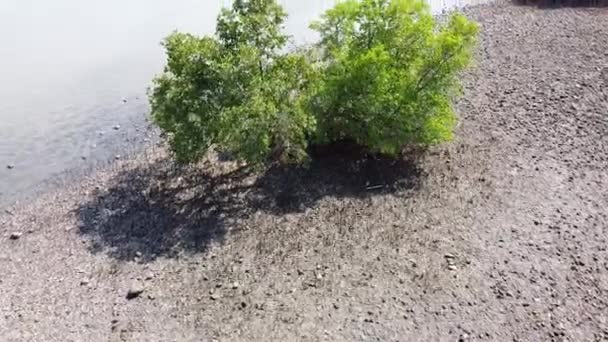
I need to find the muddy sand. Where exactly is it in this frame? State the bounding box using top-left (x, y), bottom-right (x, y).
top-left (1, 4), bottom-right (607, 342)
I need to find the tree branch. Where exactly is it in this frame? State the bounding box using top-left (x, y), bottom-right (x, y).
top-left (414, 47), bottom-right (461, 94)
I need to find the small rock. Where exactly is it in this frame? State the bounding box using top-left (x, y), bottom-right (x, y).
top-left (210, 293), bottom-right (220, 301)
top-left (126, 284), bottom-right (145, 299)
top-left (80, 279), bottom-right (90, 286)
top-left (9, 232), bottom-right (22, 240)
top-left (231, 282), bottom-right (240, 290)
top-left (135, 251), bottom-right (142, 258)
top-left (444, 253), bottom-right (456, 259)
top-left (115, 155), bottom-right (121, 160)
top-left (6, 164), bottom-right (14, 170)
top-left (147, 294), bottom-right (155, 300)
top-left (113, 125), bottom-right (121, 130)
top-left (448, 265), bottom-right (457, 271)
top-left (81, 156), bottom-right (87, 160)
top-left (122, 99), bottom-right (127, 103)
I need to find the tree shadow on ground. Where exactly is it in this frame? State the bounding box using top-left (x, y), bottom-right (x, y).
top-left (75, 142), bottom-right (425, 262)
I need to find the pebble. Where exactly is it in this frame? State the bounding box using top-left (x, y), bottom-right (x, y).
top-left (115, 155), bottom-right (121, 160)
top-left (231, 282), bottom-right (240, 290)
top-left (9, 232), bottom-right (22, 240)
top-left (448, 265), bottom-right (457, 271)
top-left (6, 164), bottom-right (14, 170)
top-left (113, 124), bottom-right (121, 130)
top-left (126, 284), bottom-right (145, 299)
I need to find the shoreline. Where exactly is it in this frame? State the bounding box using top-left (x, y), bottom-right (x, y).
top-left (0, 117), bottom-right (161, 211)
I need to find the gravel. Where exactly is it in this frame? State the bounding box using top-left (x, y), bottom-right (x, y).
top-left (0, 4), bottom-right (607, 342)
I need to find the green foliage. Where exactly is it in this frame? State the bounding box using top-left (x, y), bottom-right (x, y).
top-left (310, 0), bottom-right (478, 155)
top-left (150, 0), bottom-right (317, 164)
top-left (149, 0), bottom-right (478, 165)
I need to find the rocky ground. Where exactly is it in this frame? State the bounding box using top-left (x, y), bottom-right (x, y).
top-left (1, 4), bottom-right (608, 342)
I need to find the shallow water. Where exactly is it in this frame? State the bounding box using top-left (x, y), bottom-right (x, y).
top-left (0, 0), bottom-right (340, 205)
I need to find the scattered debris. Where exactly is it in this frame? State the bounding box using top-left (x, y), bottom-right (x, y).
top-left (126, 284), bottom-right (145, 300)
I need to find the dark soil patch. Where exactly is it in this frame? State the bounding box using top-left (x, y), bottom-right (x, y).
top-left (515, 0), bottom-right (608, 8)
